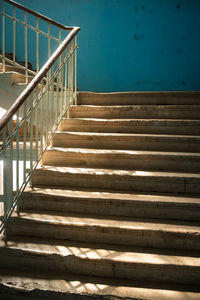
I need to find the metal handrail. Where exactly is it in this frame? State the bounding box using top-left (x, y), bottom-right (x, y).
top-left (0, 0), bottom-right (80, 238)
top-left (4, 0), bottom-right (73, 30)
top-left (0, 27), bottom-right (80, 131)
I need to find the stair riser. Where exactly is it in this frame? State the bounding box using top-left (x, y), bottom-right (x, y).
top-left (59, 123), bottom-right (200, 135)
top-left (42, 151), bottom-right (200, 172)
top-left (12, 73), bottom-right (33, 84)
top-left (0, 249), bottom-right (199, 285)
top-left (52, 134), bottom-right (200, 152)
top-left (77, 92), bottom-right (200, 106)
top-left (32, 170), bottom-right (200, 194)
top-left (69, 107), bottom-right (200, 120)
top-left (20, 197), bottom-right (200, 221)
top-left (7, 219), bottom-right (200, 251)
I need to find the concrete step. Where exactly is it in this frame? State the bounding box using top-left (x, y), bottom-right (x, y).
top-left (52, 131), bottom-right (200, 152)
top-left (0, 71), bottom-right (33, 84)
top-left (6, 212), bottom-right (200, 250)
top-left (1, 237), bottom-right (200, 286)
top-left (59, 118), bottom-right (200, 135)
top-left (32, 165), bottom-right (200, 194)
top-left (77, 91), bottom-right (200, 106)
top-left (20, 187), bottom-right (200, 221)
top-left (0, 257), bottom-right (200, 300)
top-left (69, 105), bottom-right (200, 119)
top-left (42, 147), bottom-right (200, 173)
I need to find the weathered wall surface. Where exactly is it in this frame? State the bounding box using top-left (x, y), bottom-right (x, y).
top-left (1, 0), bottom-right (200, 92)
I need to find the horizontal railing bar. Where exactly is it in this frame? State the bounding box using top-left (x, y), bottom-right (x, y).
top-left (4, 0), bottom-right (73, 31)
top-left (0, 26), bottom-right (80, 131)
top-left (1, 12), bottom-right (60, 42)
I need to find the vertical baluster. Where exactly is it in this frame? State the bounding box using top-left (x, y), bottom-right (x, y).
top-left (9, 119), bottom-right (14, 210)
top-left (67, 46), bottom-right (70, 107)
top-left (69, 42), bottom-right (73, 104)
top-left (64, 48), bottom-right (68, 110)
top-left (35, 87), bottom-right (39, 162)
top-left (58, 29), bottom-right (62, 121)
top-left (56, 67), bottom-right (59, 126)
top-left (24, 12), bottom-right (28, 83)
top-left (51, 65), bottom-right (54, 130)
top-left (36, 17), bottom-right (39, 72)
top-left (3, 120), bottom-right (14, 221)
top-left (2, 0), bottom-right (5, 72)
top-left (59, 28), bottom-right (62, 45)
top-left (23, 101), bottom-right (27, 184)
top-left (40, 81), bottom-right (44, 156)
top-left (58, 57), bottom-right (62, 121)
top-left (61, 52), bottom-right (64, 114)
top-left (71, 41), bottom-right (74, 104)
top-left (13, 7), bottom-right (16, 63)
top-left (29, 94), bottom-right (33, 177)
top-left (2, 127), bottom-right (7, 240)
top-left (48, 23), bottom-right (51, 59)
top-left (75, 35), bottom-right (77, 105)
top-left (16, 110), bottom-right (20, 214)
top-left (46, 70), bottom-right (50, 145)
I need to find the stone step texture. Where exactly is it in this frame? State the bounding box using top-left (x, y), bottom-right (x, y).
top-left (59, 118), bottom-right (200, 135)
top-left (20, 187), bottom-right (200, 221)
top-left (2, 91), bottom-right (200, 298)
top-left (1, 238), bottom-right (200, 285)
top-left (77, 91), bottom-right (200, 105)
top-left (52, 132), bottom-right (200, 152)
top-left (42, 147), bottom-right (200, 172)
top-left (69, 104), bottom-right (200, 119)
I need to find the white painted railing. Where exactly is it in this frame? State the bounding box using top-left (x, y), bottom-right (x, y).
top-left (0, 0), bottom-right (80, 239)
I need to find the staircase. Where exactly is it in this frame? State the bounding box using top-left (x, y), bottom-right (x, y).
top-left (1, 91), bottom-right (200, 299)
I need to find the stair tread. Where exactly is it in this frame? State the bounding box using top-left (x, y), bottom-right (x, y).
top-left (62, 117), bottom-right (200, 122)
top-left (71, 104), bottom-right (200, 109)
top-left (78, 91), bottom-right (200, 96)
top-left (1, 237), bottom-right (200, 267)
top-left (23, 186), bottom-right (200, 206)
top-left (35, 165), bottom-right (200, 179)
top-left (45, 147), bottom-right (200, 158)
top-left (10, 210), bottom-right (200, 233)
top-left (0, 268), bottom-right (199, 300)
top-left (55, 131), bottom-right (200, 139)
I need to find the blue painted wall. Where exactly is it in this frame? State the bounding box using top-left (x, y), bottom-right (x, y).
top-left (1, 0), bottom-right (200, 91)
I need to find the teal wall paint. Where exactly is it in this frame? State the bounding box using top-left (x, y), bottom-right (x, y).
top-left (1, 0), bottom-right (200, 91)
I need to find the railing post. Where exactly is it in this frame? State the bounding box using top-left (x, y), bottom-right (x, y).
top-left (36, 17), bottom-right (39, 72)
top-left (2, 121), bottom-right (13, 240)
top-left (16, 111), bottom-right (20, 215)
top-left (74, 35), bottom-right (77, 105)
top-left (24, 12), bottom-right (28, 83)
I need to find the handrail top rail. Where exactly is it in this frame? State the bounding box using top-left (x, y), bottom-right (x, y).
top-left (3, 0), bottom-right (73, 31)
top-left (0, 26), bottom-right (80, 132)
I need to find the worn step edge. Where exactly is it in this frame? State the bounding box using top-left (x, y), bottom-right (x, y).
top-left (0, 238), bottom-right (200, 285)
top-left (7, 211), bottom-right (200, 250)
top-left (60, 118), bottom-right (200, 127)
top-left (69, 105), bottom-right (200, 120)
top-left (59, 119), bottom-right (200, 135)
top-left (70, 104), bottom-right (200, 111)
top-left (77, 91), bottom-right (200, 106)
top-left (42, 147), bottom-right (200, 172)
top-left (0, 268), bottom-right (200, 300)
top-left (20, 187), bottom-right (200, 220)
top-left (32, 165), bottom-right (200, 194)
top-left (52, 131), bottom-right (200, 152)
